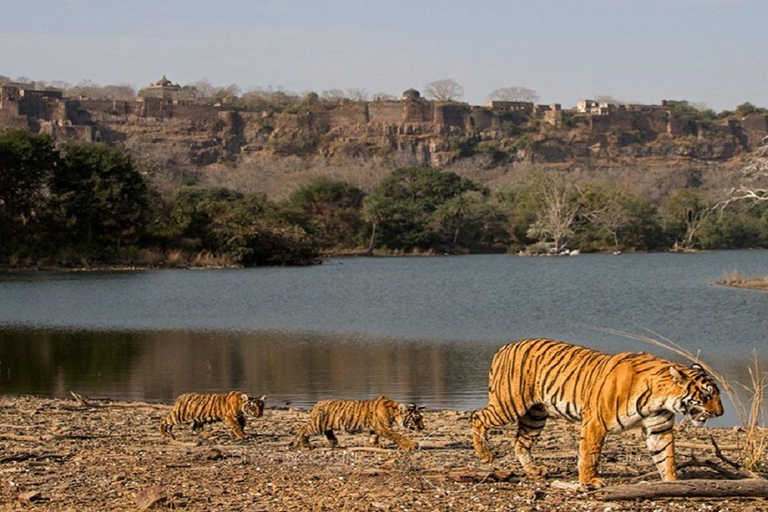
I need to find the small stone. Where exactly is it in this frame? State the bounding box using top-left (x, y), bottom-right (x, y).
top-left (134, 485), bottom-right (166, 511)
top-left (18, 490), bottom-right (42, 503)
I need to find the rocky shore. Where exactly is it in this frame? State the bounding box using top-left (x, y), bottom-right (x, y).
top-left (0, 396), bottom-right (765, 511)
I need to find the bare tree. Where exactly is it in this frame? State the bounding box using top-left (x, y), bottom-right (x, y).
top-left (487, 87), bottom-right (539, 103)
top-left (424, 79), bottom-right (464, 102)
top-left (64, 81), bottom-right (136, 101)
top-left (527, 175), bottom-right (579, 251)
top-left (321, 89), bottom-right (346, 103)
top-left (593, 94), bottom-right (621, 104)
top-left (372, 92), bottom-right (396, 102)
top-left (346, 88), bottom-right (369, 102)
top-left (662, 188), bottom-right (718, 250)
top-left (720, 136), bottom-right (768, 207)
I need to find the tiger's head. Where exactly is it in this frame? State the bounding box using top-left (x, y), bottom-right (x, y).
top-left (669, 364), bottom-right (723, 426)
top-left (397, 403), bottom-right (426, 431)
top-left (242, 394), bottom-right (266, 418)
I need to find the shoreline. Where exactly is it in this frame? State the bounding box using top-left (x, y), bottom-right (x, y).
top-left (1, 395), bottom-right (764, 510)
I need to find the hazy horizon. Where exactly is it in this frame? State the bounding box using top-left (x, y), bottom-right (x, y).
top-left (2, 1), bottom-right (767, 111)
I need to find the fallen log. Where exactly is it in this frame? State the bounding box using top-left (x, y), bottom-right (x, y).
top-left (596, 478), bottom-right (768, 501)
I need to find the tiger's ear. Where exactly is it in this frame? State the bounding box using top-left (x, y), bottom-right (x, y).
top-left (407, 403), bottom-right (418, 411)
top-left (241, 393), bottom-right (250, 402)
top-left (691, 363), bottom-right (704, 371)
top-left (397, 403), bottom-right (408, 414)
top-left (258, 395), bottom-right (267, 402)
top-left (669, 366), bottom-right (686, 385)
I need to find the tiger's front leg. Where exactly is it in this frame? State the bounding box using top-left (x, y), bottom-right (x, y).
top-left (324, 429), bottom-right (339, 447)
top-left (372, 422), bottom-right (416, 451)
top-left (224, 415), bottom-right (247, 439)
top-left (642, 413), bottom-right (677, 481)
top-left (578, 418), bottom-right (608, 488)
top-left (368, 432), bottom-right (380, 446)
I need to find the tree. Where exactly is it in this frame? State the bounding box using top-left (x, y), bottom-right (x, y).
top-left (434, 193), bottom-right (474, 247)
top-left (362, 195), bottom-right (385, 251)
top-left (346, 88), bottom-right (369, 102)
top-left (287, 178), bottom-right (364, 249)
top-left (661, 188), bottom-right (716, 249)
top-left (581, 185), bottom-right (633, 248)
top-left (0, 130), bottom-right (59, 244)
top-left (321, 89), bottom-right (346, 103)
top-left (51, 143), bottom-right (148, 247)
top-left (424, 79), bottom-right (464, 102)
top-left (372, 92), bottom-right (396, 102)
top-left (594, 94), bottom-right (621, 104)
top-left (487, 87), bottom-right (539, 103)
top-left (526, 175), bottom-right (579, 252)
top-left (721, 137), bottom-right (768, 207)
top-left (367, 167), bottom-right (478, 250)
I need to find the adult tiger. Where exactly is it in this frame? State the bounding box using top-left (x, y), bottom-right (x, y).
top-left (295, 396), bottom-right (425, 451)
top-left (471, 338), bottom-right (723, 487)
top-left (160, 391), bottom-right (266, 440)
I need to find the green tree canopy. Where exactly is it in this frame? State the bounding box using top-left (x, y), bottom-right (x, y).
top-left (286, 178), bottom-right (365, 249)
top-left (0, 130), bottom-right (59, 244)
top-left (51, 143), bottom-right (148, 247)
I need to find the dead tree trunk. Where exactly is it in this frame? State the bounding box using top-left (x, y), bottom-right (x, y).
top-left (596, 478), bottom-right (768, 501)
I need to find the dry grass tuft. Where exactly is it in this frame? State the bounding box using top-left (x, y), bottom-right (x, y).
top-left (718, 270), bottom-right (768, 290)
top-left (165, 250), bottom-right (187, 268)
top-left (139, 248), bottom-right (166, 267)
top-left (191, 251), bottom-right (234, 268)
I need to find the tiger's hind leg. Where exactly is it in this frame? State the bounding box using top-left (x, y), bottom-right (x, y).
top-left (159, 418), bottom-right (175, 439)
top-left (324, 429), bottom-right (339, 447)
top-left (472, 403), bottom-right (512, 463)
top-left (191, 420), bottom-right (204, 434)
top-left (514, 405), bottom-right (548, 477)
top-left (294, 424), bottom-right (314, 450)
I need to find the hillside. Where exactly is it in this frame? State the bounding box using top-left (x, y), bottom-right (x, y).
top-left (3, 81), bottom-right (767, 199)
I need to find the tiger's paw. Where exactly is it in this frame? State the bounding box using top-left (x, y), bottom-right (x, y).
top-left (523, 464), bottom-right (548, 478)
top-left (578, 477), bottom-right (605, 490)
top-left (478, 452), bottom-right (495, 464)
top-left (400, 441), bottom-right (417, 452)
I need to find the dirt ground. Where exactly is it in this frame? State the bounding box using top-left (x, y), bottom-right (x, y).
top-left (0, 395), bottom-right (765, 511)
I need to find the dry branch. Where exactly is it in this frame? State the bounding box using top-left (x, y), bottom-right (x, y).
top-left (0, 433), bottom-right (39, 442)
top-left (596, 478), bottom-right (768, 500)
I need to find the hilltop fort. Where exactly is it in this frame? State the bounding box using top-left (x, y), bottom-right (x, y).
top-left (2, 76), bottom-right (767, 174)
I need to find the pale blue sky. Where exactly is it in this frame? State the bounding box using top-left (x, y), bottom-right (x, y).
top-left (2, 0), bottom-right (765, 110)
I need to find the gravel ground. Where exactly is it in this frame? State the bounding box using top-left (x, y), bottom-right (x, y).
top-left (0, 395), bottom-right (765, 511)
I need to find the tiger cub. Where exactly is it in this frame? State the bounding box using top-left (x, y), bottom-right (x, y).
top-left (295, 396), bottom-right (425, 451)
top-left (160, 391), bottom-right (266, 440)
top-left (472, 338), bottom-right (723, 487)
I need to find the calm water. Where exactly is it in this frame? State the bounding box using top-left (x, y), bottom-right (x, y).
top-left (1, 251), bottom-right (766, 426)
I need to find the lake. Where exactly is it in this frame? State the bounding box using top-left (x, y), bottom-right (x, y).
top-left (1, 251), bottom-right (766, 426)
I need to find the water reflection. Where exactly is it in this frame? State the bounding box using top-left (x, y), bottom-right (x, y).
top-left (0, 328), bottom-right (759, 426)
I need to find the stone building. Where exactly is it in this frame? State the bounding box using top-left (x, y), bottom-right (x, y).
top-left (142, 76), bottom-right (181, 100)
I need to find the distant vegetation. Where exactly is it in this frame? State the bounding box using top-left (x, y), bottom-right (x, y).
top-left (2, 129), bottom-right (768, 269)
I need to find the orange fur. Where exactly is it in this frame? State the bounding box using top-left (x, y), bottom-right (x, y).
top-left (295, 396), bottom-right (425, 450)
top-left (160, 391), bottom-right (265, 440)
top-left (472, 338), bottom-right (723, 487)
